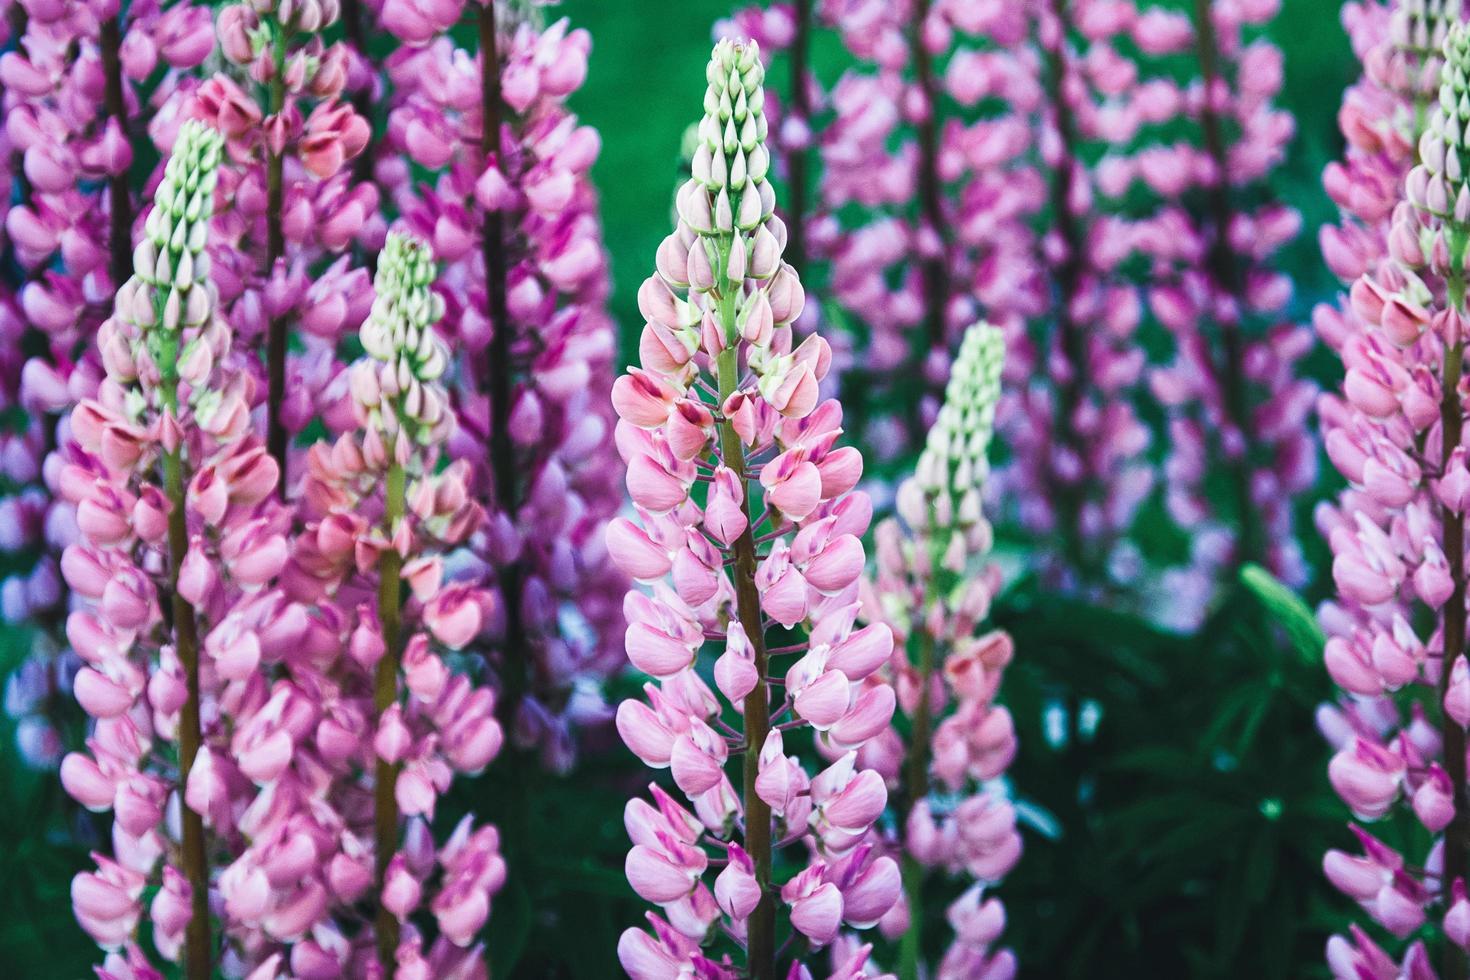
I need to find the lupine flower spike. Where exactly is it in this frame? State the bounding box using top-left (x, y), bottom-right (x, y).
top-left (380, 0), bottom-right (626, 772)
top-left (61, 121), bottom-right (236, 978)
top-left (1317, 17), bottom-right (1470, 977)
top-left (608, 39), bottom-right (900, 979)
top-left (2, 0), bottom-right (214, 770)
top-left (864, 323), bottom-right (1021, 980)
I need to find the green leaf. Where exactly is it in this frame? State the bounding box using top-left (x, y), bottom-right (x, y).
top-left (1239, 563), bottom-right (1324, 664)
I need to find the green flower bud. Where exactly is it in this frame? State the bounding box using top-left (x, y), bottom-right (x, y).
top-left (916, 323), bottom-right (1006, 514)
top-left (357, 232), bottom-right (454, 444)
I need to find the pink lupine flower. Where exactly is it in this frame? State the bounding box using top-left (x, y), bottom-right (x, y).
top-left (376, 0), bottom-right (626, 778)
top-left (611, 40), bottom-right (896, 978)
top-left (859, 324), bottom-right (1022, 975)
top-left (187, 0), bottom-right (376, 492)
top-left (1318, 12), bottom-right (1470, 968)
top-left (289, 232), bottom-right (504, 972)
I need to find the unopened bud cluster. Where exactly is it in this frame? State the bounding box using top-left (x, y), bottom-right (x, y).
top-left (1410, 23), bottom-right (1470, 225)
top-left (665, 39), bottom-right (793, 373)
top-left (116, 122), bottom-right (224, 380)
top-left (351, 233), bottom-right (452, 450)
top-left (899, 323), bottom-right (1006, 539)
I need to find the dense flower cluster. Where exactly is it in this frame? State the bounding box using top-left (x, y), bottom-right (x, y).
top-left (189, 0), bottom-right (377, 488)
top-left (58, 120), bottom-right (253, 975)
top-left (716, 0), bottom-right (1045, 462)
top-left (607, 40), bottom-right (900, 978)
top-left (0, 0), bottom-right (215, 768)
top-left (286, 230), bottom-right (505, 976)
top-left (1314, 12), bottom-right (1470, 975)
top-left (716, 0), bottom-right (1306, 618)
top-left (863, 323), bottom-right (1021, 979)
top-left (378, 0), bottom-right (626, 769)
top-left (1145, 0), bottom-right (1313, 629)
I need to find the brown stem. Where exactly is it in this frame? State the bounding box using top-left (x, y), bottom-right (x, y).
top-left (373, 462), bottom-right (406, 968)
top-left (98, 15), bottom-right (133, 290)
top-left (477, 3), bottom-right (527, 735)
top-left (910, 0), bottom-right (949, 358)
top-left (784, 0), bottom-right (811, 278)
top-left (266, 34), bottom-right (289, 498)
top-left (716, 344), bottom-right (775, 980)
top-left (1041, 1), bottom-right (1091, 580)
top-left (163, 409), bottom-right (210, 978)
top-left (1191, 0), bottom-right (1262, 569)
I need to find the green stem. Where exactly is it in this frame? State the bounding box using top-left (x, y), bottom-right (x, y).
top-left (897, 634), bottom-right (936, 980)
top-left (265, 21), bottom-right (289, 497)
top-left (898, 549), bottom-right (943, 979)
top-left (161, 372), bottom-right (210, 978)
top-left (716, 318), bottom-right (774, 978)
top-left (373, 461), bottom-right (406, 969)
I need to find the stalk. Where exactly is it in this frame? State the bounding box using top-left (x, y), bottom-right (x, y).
top-left (716, 339), bottom-right (775, 980)
top-left (909, 0), bottom-right (949, 358)
top-left (98, 14), bottom-right (133, 290)
top-left (1041, 0), bottom-right (1090, 580)
top-left (784, 0), bottom-right (811, 278)
top-left (1191, 0), bottom-right (1262, 569)
top-left (265, 22), bottom-right (289, 497)
top-left (898, 623), bottom-right (936, 980)
top-left (476, 1), bottom-right (526, 740)
top-left (160, 341), bottom-right (211, 980)
top-left (373, 461), bottom-right (406, 968)
top-left (1443, 262), bottom-right (1468, 980)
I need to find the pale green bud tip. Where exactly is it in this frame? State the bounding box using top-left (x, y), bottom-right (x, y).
top-left (915, 321), bottom-right (1006, 502)
top-left (947, 322), bottom-right (1006, 417)
top-left (376, 232), bottom-right (438, 297)
top-left (1445, 20), bottom-right (1470, 77)
top-left (1394, 0), bottom-right (1461, 56)
top-left (362, 231), bottom-right (449, 387)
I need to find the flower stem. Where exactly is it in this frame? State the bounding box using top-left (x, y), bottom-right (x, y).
top-left (161, 381), bottom-right (210, 979)
top-left (1041, 0), bottom-right (1091, 581)
top-left (898, 627), bottom-right (936, 980)
top-left (1191, 0), bottom-right (1262, 570)
top-left (1442, 268), bottom-right (1467, 980)
top-left (784, 0), bottom-right (811, 279)
top-left (476, 1), bottom-right (525, 737)
top-left (98, 14), bottom-right (132, 291)
top-left (373, 461), bottom-right (406, 969)
top-left (265, 22), bottom-right (289, 498)
top-left (909, 0), bottom-right (949, 363)
top-left (717, 340), bottom-right (775, 980)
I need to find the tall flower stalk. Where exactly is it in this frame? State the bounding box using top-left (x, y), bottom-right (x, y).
top-left (718, 1), bottom-right (1045, 456)
top-left (1316, 19), bottom-right (1470, 978)
top-left (2, 0), bottom-right (214, 768)
top-left (1145, 0), bottom-right (1313, 628)
top-left (60, 121), bottom-right (237, 979)
top-left (197, 0), bottom-right (375, 493)
top-left (608, 39), bottom-right (899, 979)
top-left (380, 1), bottom-right (625, 773)
top-left (863, 323), bottom-right (1021, 979)
top-left (292, 231), bottom-right (506, 974)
